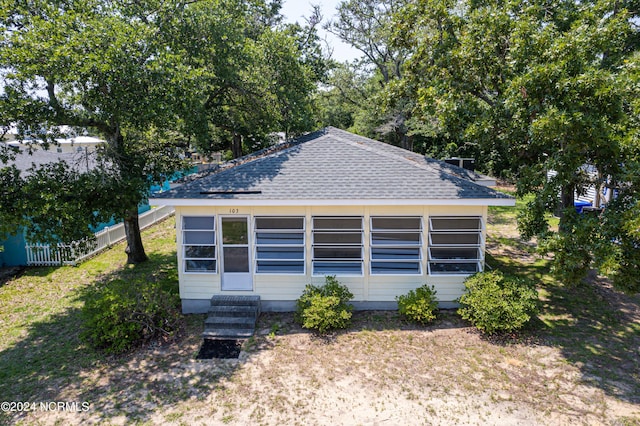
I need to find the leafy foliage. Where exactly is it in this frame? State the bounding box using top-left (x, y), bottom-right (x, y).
top-left (295, 276), bottom-right (354, 334)
top-left (81, 275), bottom-right (183, 354)
top-left (0, 0), bottom-right (194, 262)
top-left (179, 0), bottom-right (324, 158)
top-left (322, 0), bottom-right (416, 150)
top-left (388, 0), bottom-right (640, 291)
top-left (0, 0), bottom-right (322, 263)
top-left (396, 284), bottom-right (438, 325)
top-left (458, 271), bottom-right (539, 335)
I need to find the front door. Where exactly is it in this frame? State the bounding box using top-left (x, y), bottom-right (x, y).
top-left (221, 216), bottom-right (253, 291)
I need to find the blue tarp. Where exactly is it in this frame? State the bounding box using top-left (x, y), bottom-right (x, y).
top-left (575, 200), bottom-right (592, 214)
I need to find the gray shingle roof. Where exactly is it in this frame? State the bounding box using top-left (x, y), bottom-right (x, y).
top-left (4, 145), bottom-right (98, 174)
top-left (152, 127), bottom-right (512, 203)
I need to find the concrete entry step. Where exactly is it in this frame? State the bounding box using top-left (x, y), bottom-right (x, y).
top-left (202, 295), bottom-right (260, 340)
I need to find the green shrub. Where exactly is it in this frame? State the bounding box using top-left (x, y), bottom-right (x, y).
top-left (295, 276), bottom-right (354, 333)
top-left (81, 278), bottom-right (183, 354)
top-left (458, 271), bottom-right (539, 335)
top-left (396, 285), bottom-right (438, 325)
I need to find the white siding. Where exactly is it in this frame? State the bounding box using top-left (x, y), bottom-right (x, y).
top-left (174, 204), bottom-right (488, 305)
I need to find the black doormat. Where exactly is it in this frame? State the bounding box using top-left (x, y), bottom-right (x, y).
top-left (196, 339), bottom-right (242, 359)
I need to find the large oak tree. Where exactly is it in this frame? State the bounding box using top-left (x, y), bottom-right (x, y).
top-left (0, 0), bottom-right (320, 263)
top-left (393, 0), bottom-right (640, 290)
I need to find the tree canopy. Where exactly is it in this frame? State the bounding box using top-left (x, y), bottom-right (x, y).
top-left (317, 0), bottom-right (640, 291)
top-left (0, 0), bottom-right (322, 263)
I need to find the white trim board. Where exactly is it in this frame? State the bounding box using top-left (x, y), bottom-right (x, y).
top-left (150, 198), bottom-right (516, 207)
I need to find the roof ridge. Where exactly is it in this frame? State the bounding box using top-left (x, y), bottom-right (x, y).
top-left (326, 131), bottom-right (467, 181)
top-left (324, 127), bottom-right (484, 183)
top-left (176, 129), bottom-right (329, 184)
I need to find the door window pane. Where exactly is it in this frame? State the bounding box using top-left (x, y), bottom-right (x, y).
top-left (222, 218), bottom-right (248, 244)
top-left (223, 247), bottom-right (249, 272)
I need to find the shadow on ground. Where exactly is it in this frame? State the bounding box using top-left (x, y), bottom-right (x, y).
top-left (489, 240), bottom-right (640, 406)
top-left (0, 252), bottom-right (266, 424)
top-left (540, 273), bottom-right (640, 405)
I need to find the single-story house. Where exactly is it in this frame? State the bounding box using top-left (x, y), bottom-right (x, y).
top-left (150, 127), bottom-right (515, 313)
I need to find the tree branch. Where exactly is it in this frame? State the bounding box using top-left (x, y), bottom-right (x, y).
top-left (45, 78), bottom-right (111, 134)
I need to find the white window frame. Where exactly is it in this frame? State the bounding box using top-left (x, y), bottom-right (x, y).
top-left (369, 216), bottom-right (423, 275)
top-left (254, 216), bottom-right (306, 275)
top-left (182, 215), bottom-right (217, 274)
top-left (427, 216), bottom-right (483, 276)
top-left (312, 216), bottom-right (364, 276)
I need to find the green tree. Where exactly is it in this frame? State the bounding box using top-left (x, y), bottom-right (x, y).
top-left (326, 0), bottom-right (414, 149)
top-left (0, 0), bottom-right (192, 262)
top-left (315, 61), bottom-right (376, 132)
top-left (393, 0), bottom-right (639, 289)
top-left (180, 1), bottom-right (322, 158)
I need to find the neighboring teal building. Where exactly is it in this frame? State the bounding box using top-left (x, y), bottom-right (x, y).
top-left (0, 232), bottom-right (28, 267)
top-left (1, 146), bottom-right (197, 267)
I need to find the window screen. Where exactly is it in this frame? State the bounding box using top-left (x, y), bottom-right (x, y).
top-left (370, 217), bottom-right (422, 274)
top-left (312, 216), bottom-right (363, 275)
top-left (182, 216), bottom-right (216, 273)
top-left (428, 216), bottom-right (483, 275)
top-left (255, 217), bottom-right (305, 274)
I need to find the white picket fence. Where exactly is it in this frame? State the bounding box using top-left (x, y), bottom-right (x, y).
top-left (26, 206), bottom-right (175, 266)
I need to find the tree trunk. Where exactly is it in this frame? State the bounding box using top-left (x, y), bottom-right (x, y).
top-left (399, 130), bottom-right (413, 151)
top-left (232, 132), bottom-right (242, 159)
top-left (559, 183), bottom-right (575, 232)
top-left (124, 209), bottom-right (148, 264)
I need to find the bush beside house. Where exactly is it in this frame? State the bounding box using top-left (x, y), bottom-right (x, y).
top-left (458, 271), bottom-right (539, 335)
top-left (295, 276), bottom-right (354, 334)
top-left (81, 275), bottom-right (183, 354)
top-left (396, 285), bottom-right (438, 325)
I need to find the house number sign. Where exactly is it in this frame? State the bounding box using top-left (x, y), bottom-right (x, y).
top-left (229, 208), bottom-right (240, 214)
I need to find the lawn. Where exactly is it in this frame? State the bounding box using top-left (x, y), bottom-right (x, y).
top-left (0, 209), bottom-right (639, 425)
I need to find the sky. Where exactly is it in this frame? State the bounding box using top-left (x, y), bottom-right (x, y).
top-left (280, 0), bottom-right (361, 63)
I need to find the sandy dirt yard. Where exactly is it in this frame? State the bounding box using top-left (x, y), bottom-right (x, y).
top-left (4, 206), bottom-right (639, 425)
top-left (11, 307), bottom-right (639, 426)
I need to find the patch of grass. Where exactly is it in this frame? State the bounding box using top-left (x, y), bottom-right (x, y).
top-left (486, 204), bottom-right (640, 406)
top-left (0, 217), bottom-right (184, 408)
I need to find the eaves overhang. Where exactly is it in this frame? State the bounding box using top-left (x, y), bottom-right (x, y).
top-left (149, 197), bottom-right (516, 207)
